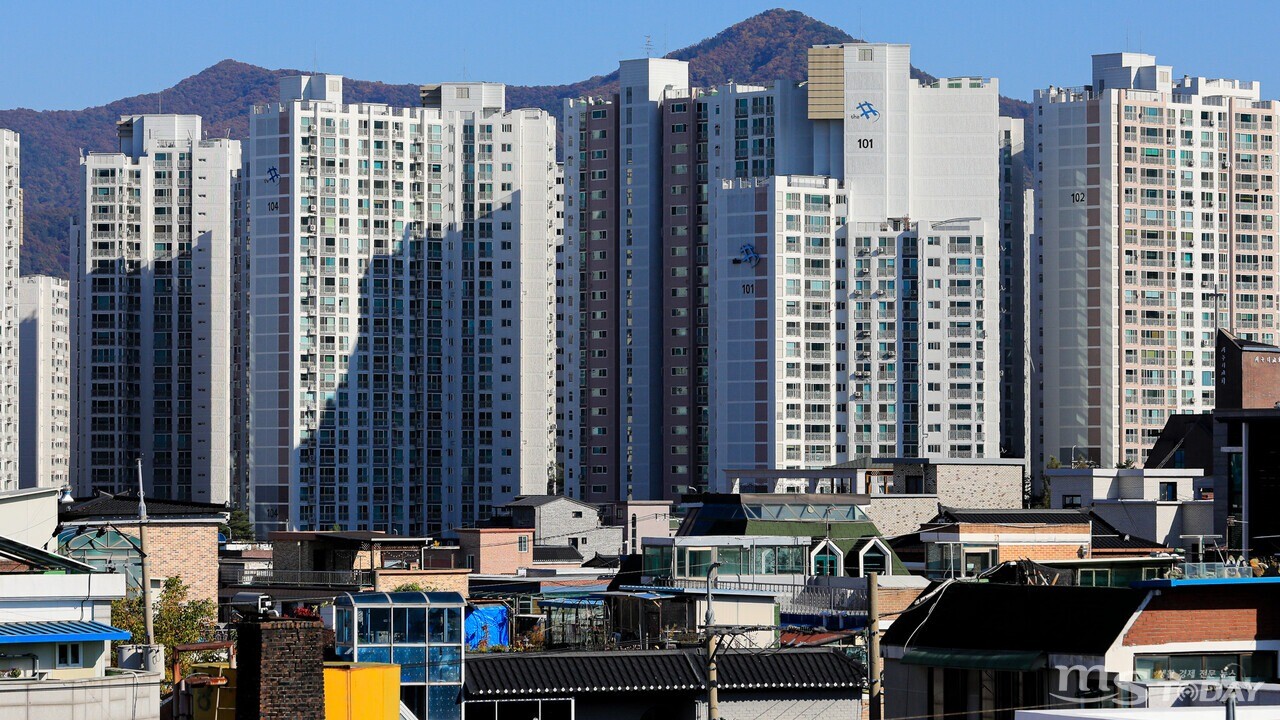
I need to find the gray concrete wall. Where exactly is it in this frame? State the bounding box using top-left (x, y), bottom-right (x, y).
top-left (0, 670), bottom-right (161, 719)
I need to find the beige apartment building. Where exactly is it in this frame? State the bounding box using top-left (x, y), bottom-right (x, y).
top-left (1035, 52), bottom-right (1280, 469)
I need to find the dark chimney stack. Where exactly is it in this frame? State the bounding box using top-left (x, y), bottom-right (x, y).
top-left (235, 618), bottom-right (325, 720)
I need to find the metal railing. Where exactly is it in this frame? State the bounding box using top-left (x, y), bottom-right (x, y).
top-left (220, 567), bottom-right (371, 587)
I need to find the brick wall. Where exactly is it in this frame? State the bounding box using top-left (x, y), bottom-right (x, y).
top-left (117, 523), bottom-right (220, 605)
top-left (878, 587), bottom-right (925, 618)
top-left (456, 529), bottom-right (532, 574)
top-left (235, 619), bottom-right (325, 720)
top-left (1123, 585), bottom-right (1280, 646)
top-left (1002, 543), bottom-right (1087, 563)
top-left (372, 568), bottom-right (469, 594)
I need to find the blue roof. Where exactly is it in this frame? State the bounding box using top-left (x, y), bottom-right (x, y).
top-left (335, 591), bottom-right (466, 607)
top-left (0, 621), bottom-right (130, 645)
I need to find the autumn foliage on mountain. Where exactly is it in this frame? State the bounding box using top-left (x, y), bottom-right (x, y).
top-left (0, 9), bottom-right (1031, 276)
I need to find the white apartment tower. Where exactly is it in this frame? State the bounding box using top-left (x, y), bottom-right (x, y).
top-left (72, 115), bottom-right (240, 502)
top-left (709, 44), bottom-right (1003, 483)
top-left (0, 131), bottom-right (20, 490)
top-left (1034, 53), bottom-right (1280, 468)
top-left (248, 76), bottom-right (558, 536)
top-left (19, 276), bottom-right (71, 489)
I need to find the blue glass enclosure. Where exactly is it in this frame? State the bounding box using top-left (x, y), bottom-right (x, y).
top-left (334, 591), bottom-right (465, 720)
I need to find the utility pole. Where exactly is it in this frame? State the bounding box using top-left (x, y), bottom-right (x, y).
top-left (705, 562), bottom-right (722, 720)
top-left (137, 457), bottom-right (155, 648)
top-left (869, 571), bottom-right (882, 720)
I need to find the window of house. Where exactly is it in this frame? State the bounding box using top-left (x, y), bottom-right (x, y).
top-left (1158, 482), bottom-right (1178, 501)
top-left (517, 536), bottom-right (529, 553)
top-left (1062, 494), bottom-right (1082, 508)
top-left (571, 511), bottom-right (583, 519)
top-left (56, 643), bottom-right (82, 669)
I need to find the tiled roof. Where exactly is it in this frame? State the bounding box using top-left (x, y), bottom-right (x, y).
top-left (935, 507), bottom-right (1090, 525)
top-left (532, 545), bottom-right (584, 563)
top-left (61, 491), bottom-right (229, 521)
top-left (463, 648), bottom-right (863, 697)
top-left (1088, 512), bottom-right (1168, 551)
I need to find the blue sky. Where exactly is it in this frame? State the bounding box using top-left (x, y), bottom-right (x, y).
top-left (3, 0), bottom-right (1279, 110)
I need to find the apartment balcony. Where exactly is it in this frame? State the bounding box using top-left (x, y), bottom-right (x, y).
top-left (220, 567), bottom-right (373, 588)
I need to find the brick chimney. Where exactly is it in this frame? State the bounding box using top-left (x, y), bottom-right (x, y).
top-left (235, 619), bottom-right (325, 720)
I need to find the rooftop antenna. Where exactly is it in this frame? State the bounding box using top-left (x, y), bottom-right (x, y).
top-left (462, 47), bottom-right (468, 81)
top-left (644, 35), bottom-right (654, 58)
top-left (859, 6), bottom-right (864, 41)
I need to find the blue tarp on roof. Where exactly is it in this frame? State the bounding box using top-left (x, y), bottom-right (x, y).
top-left (0, 621), bottom-right (130, 645)
top-left (465, 605), bottom-right (510, 649)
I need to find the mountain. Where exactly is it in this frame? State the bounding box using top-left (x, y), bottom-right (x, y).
top-left (0, 9), bottom-right (1032, 277)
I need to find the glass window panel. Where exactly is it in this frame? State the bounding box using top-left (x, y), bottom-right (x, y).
top-left (718, 547), bottom-right (744, 575)
top-left (395, 607), bottom-right (427, 643)
top-left (336, 607), bottom-right (353, 645)
top-left (427, 646), bottom-right (461, 683)
top-left (393, 645), bottom-right (426, 683)
top-left (429, 607), bottom-right (462, 644)
top-left (427, 685), bottom-right (461, 720)
top-left (756, 547), bottom-right (777, 574)
top-left (358, 607), bottom-right (391, 645)
top-left (356, 646), bottom-right (391, 664)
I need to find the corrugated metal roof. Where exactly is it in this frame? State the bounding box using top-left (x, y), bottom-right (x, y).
top-left (463, 648), bottom-right (863, 697)
top-left (0, 620), bottom-right (130, 645)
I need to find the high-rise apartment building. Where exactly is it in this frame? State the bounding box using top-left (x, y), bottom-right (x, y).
top-left (998, 117), bottom-right (1032, 462)
top-left (0, 131), bottom-right (20, 490)
top-left (248, 76), bottom-right (558, 536)
top-left (72, 115), bottom-right (240, 502)
top-left (561, 60), bottom-right (812, 504)
top-left (709, 43), bottom-right (1003, 482)
top-left (19, 276), bottom-right (71, 489)
top-left (1034, 53), bottom-right (1280, 468)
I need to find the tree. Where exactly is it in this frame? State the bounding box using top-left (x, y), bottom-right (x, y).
top-left (219, 509), bottom-right (255, 541)
top-left (111, 576), bottom-right (219, 684)
top-left (1046, 455), bottom-right (1062, 470)
top-left (389, 582), bottom-right (437, 592)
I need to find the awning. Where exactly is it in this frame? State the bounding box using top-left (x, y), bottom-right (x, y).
top-left (0, 620), bottom-right (131, 645)
top-left (901, 647), bottom-right (1045, 671)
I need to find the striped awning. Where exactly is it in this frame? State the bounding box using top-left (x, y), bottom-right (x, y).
top-left (0, 621), bottom-right (131, 645)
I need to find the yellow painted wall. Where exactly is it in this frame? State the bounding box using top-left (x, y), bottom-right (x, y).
top-left (324, 663), bottom-right (401, 720)
top-left (190, 661), bottom-right (399, 720)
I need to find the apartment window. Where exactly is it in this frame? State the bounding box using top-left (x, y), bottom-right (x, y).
top-left (456, 87), bottom-right (470, 99)
top-left (858, 48), bottom-right (873, 62)
top-left (1061, 494), bottom-right (1082, 509)
top-left (56, 643), bottom-right (82, 669)
top-left (1158, 482), bottom-right (1177, 501)
top-left (518, 536), bottom-right (529, 553)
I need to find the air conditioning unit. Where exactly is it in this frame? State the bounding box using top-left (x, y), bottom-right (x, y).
top-left (309, 205), bottom-right (317, 212)
top-left (308, 224), bottom-right (317, 233)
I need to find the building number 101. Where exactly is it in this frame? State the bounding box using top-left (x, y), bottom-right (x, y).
top-left (857, 138), bottom-right (873, 149)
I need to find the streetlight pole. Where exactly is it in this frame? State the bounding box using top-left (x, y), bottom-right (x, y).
top-left (137, 457), bottom-right (155, 648)
top-left (705, 561), bottom-right (722, 720)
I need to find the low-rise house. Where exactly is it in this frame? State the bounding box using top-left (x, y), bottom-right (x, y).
top-left (639, 493), bottom-right (925, 631)
top-left (58, 490), bottom-right (228, 605)
top-left (0, 534), bottom-right (160, 719)
top-left (722, 457), bottom-right (1025, 537)
top-left (496, 495), bottom-right (624, 559)
top-left (892, 507), bottom-right (1177, 582)
top-left (462, 646), bottom-right (864, 720)
top-left (882, 575), bottom-right (1280, 717)
top-left (1047, 468), bottom-right (1214, 549)
top-left (221, 531), bottom-right (469, 614)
